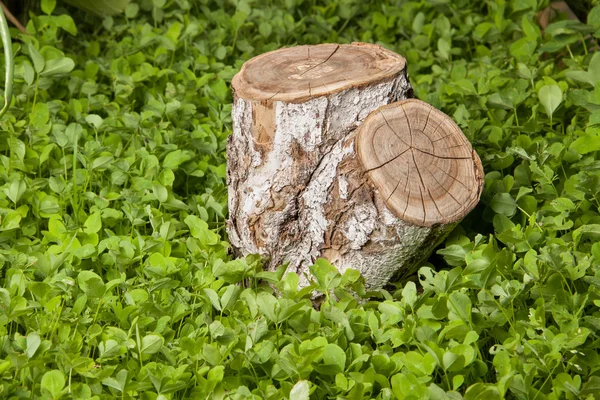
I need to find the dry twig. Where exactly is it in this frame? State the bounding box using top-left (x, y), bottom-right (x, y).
top-left (0, 1), bottom-right (27, 34)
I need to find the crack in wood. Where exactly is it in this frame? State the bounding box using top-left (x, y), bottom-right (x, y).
top-left (431, 130), bottom-right (452, 143)
top-left (417, 184), bottom-right (426, 225)
top-left (378, 109), bottom-right (411, 148)
top-left (423, 104), bottom-right (432, 132)
top-left (401, 160), bottom-right (411, 218)
top-left (365, 147), bottom-right (410, 173)
top-left (299, 45), bottom-right (340, 77)
top-left (441, 143), bottom-right (470, 150)
top-left (424, 163), bottom-right (463, 208)
top-left (431, 161), bottom-right (470, 191)
top-left (400, 102), bottom-right (414, 147)
top-left (411, 149), bottom-right (429, 224)
top-left (413, 147), bottom-right (472, 160)
top-left (428, 187), bottom-right (443, 221)
top-left (357, 99), bottom-right (482, 226)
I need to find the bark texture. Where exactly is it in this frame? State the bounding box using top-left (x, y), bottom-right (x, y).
top-left (227, 43), bottom-right (482, 289)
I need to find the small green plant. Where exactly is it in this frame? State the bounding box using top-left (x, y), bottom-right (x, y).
top-left (0, 0), bottom-right (599, 399)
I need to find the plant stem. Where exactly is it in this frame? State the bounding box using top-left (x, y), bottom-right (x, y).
top-left (136, 323), bottom-right (143, 369)
top-left (0, 1), bottom-right (13, 119)
top-left (72, 130), bottom-right (79, 222)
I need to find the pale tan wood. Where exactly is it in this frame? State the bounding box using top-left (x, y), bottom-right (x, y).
top-left (231, 42), bottom-right (407, 102)
top-left (356, 99), bottom-right (484, 227)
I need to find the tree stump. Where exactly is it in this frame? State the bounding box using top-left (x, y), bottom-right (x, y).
top-left (227, 43), bottom-right (483, 289)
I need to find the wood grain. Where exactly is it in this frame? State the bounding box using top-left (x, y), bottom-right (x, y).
top-left (231, 42), bottom-right (406, 102)
top-left (356, 99), bottom-right (484, 227)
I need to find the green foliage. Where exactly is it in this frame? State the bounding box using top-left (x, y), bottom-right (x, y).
top-left (0, 0), bottom-right (600, 399)
top-left (62, 0), bottom-right (130, 17)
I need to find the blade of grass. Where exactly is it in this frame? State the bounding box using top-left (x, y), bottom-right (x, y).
top-left (0, 2), bottom-right (12, 119)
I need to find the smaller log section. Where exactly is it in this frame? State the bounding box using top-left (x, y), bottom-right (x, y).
top-left (227, 43), bottom-right (483, 289)
top-left (357, 99), bottom-right (482, 227)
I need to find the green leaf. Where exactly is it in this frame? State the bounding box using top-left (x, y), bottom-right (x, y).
top-left (538, 84), bottom-right (562, 118)
top-left (30, 103), bottom-right (50, 130)
top-left (219, 284), bottom-right (240, 309)
top-left (92, 155), bottom-right (114, 170)
top-left (203, 288), bottom-right (222, 311)
top-left (392, 373), bottom-right (428, 399)
top-left (290, 381), bottom-right (310, 400)
top-left (438, 38), bottom-right (451, 60)
top-left (163, 149), bottom-right (184, 169)
top-left (102, 370), bottom-right (128, 392)
top-left (581, 376), bottom-right (600, 397)
top-left (41, 370), bottom-right (65, 399)
top-left (6, 180), bottom-right (26, 204)
top-left (55, 15), bottom-right (78, 35)
top-left (152, 183), bottom-right (168, 203)
top-left (74, 244), bottom-right (96, 259)
top-left (26, 332), bottom-right (41, 359)
top-left (570, 133), bottom-right (600, 154)
top-left (587, 52), bottom-right (600, 85)
top-left (140, 334), bottom-right (163, 355)
top-left (454, 78), bottom-right (476, 94)
top-left (41, 0), bottom-right (57, 14)
top-left (256, 292), bottom-right (279, 323)
top-left (185, 215), bottom-right (210, 239)
top-left (510, 37), bottom-right (536, 61)
top-left (84, 212), bottom-right (102, 234)
top-left (85, 114), bottom-right (104, 129)
top-left (448, 292), bottom-right (472, 323)
top-left (521, 14), bottom-right (539, 38)
top-left (443, 351), bottom-right (461, 371)
top-left (21, 62), bottom-right (34, 88)
top-left (125, 3), bottom-right (139, 18)
top-left (490, 193), bottom-right (517, 217)
top-left (412, 12), bottom-right (425, 33)
top-left (203, 343), bottom-right (221, 365)
top-left (402, 281), bottom-right (417, 308)
top-left (77, 271), bottom-right (105, 298)
top-left (322, 343), bottom-right (346, 372)
top-left (453, 374), bottom-right (465, 390)
top-left (72, 294), bottom-right (87, 315)
top-left (99, 339), bottom-right (121, 359)
top-left (573, 224), bottom-right (600, 247)
top-left (513, 0), bottom-right (536, 12)
top-left (259, 22), bottom-right (272, 38)
top-left (464, 383), bottom-right (501, 400)
top-left (146, 252), bottom-right (167, 276)
top-left (28, 45), bottom-right (44, 73)
top-left (41, 58), bottom-right (75, 77)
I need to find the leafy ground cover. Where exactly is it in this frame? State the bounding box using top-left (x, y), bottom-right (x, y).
top-left (2, 0), bottom-right (600, 398)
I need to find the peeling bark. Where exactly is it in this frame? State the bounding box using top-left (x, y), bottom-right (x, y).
top-left (227, 43), bottom-right (481, 289)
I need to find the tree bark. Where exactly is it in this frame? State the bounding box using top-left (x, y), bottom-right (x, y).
top-left (227, 43), bottom-right (483, 289)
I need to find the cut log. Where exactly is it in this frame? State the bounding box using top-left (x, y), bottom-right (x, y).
top-left (356, 99), bottom-right (482, 227)
top-left (227, 43), bottom-right (483, 289)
